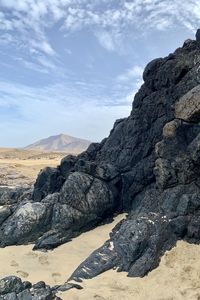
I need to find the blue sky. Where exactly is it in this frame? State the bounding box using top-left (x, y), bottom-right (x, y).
top-left (0, 0), bottom-right (199, 147)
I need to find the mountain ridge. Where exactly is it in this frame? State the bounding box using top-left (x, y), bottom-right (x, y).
top-left (25, 133), bottom-right (91, 153)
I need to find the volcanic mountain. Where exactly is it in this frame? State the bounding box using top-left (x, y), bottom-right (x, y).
top-left (25, 134), bottom-right (91, 153)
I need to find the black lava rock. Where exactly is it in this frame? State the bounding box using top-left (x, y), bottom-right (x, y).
top-left (196, 28), bottom-right (200, 42)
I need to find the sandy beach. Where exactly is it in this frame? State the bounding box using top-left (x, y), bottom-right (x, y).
top-left (64, 240), bottom-right (200, 300)
top-left (0, 213), bottom-right (200, 300)
top-left (0, 215), bottom-right (125, 287)
top-left (0, 148), bottom-right (66, 186)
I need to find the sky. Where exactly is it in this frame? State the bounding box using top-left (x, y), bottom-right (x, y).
top-left (0, 0), bottom-right (200, 147)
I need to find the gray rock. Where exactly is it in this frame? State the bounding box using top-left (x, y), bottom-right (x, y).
top-left (0, 206), bottom-right (11, 225)
top-left (32, 282), bottom-right (46, 289)
top-left (22, 282), bottom-right (32, 290)
top-left (56, 282), bottom-right (83, 292)
top-left (196, 28), bottom-right (200, 42)
top-left (0, 202), bottom-right (52, 246)
top-left (1, 292), bottom-right (18, 300)
top-left (34, 171), bottom-right (117, 250)
top-left (0, 276), bottom-right (57, 300)
top-left (31, 286), bottom-right (53, 300)
top-left (0, 277), bottom-right (23, 295)
top-left (175, 85), bottom-right (200, 122)
top-left (17, 289), bottom-right (32, 300)
top-left (33, 167), bottom-right (64, 202)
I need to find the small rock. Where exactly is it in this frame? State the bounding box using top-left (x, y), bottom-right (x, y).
top-left (56, 282), bottom-right (83, 292)
top-left (22, 281), bottom-right (32, 290)
top-left (0, 276), bottom-right (23, 295)
top-left (32, 281), bottom-right (46, 289)
top-left (1, 292), bottom-right (18, 300)
top-left (163, 119), bottom-right (181, 138)
top-left (17, 289), bottom-right (32, 300)
top-left (175, 85), bottom-right (200, 122)
top-left (32, 287), bottom-right (52, 300)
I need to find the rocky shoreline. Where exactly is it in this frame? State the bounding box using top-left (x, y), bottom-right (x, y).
top-left (1, 31), bottom-right (200, 298)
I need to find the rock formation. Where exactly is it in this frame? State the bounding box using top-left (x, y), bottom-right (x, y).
top-left (0, 276), bottom-right (82, 299)
top-left (0, 276), bottom-right (56, 300)
top-left (1, 31), bottom-right (200, 297)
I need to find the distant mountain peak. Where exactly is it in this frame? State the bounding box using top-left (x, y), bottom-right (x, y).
top-left (25, 134), bottom-right (91, 154)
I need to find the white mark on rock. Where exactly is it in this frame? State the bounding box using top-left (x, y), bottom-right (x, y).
top-left (108, 241), bottom-right (114, 251)
top-left (148, 219), bottom-right (155, 225)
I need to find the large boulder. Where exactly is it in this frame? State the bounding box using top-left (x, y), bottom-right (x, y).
top-left (0, 202), bottom-right (53, 245)
top-left (34, 172), bottom-right (117, 250)
top-left (33, 167), bottom-right (64, 202)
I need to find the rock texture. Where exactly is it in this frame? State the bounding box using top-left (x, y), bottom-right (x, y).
top-left (175, 85), bottom-right (200, 122)
top-left (1, 31), bottom-right (200, 296)
top-left (0, 276), bottom-right (53, 299)
top-left (0, 276), bottom-right (74, 299)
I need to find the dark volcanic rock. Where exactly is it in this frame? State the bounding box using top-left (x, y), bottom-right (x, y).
top-left (0, 277), bottom-right (23, 295)
top-left (33, 167), bottom-right (64, 202)
top-left (2, 30), bottom-right (200, 295)
top-left (196, 29), bottom-right (200, 42)
top-left (0, 277), bottom-right (56, 300)
top-left (64, 32), bottom-right (200, 282)
top-left (0, 202), bottom-right (53, 246)
top-left (0, 187), bottom-right (32, 206)
top-left (69, 212), bottom-right (177, 281)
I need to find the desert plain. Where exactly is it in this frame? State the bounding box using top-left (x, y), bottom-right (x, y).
top-left (0, 148), bottom-right (66, 187)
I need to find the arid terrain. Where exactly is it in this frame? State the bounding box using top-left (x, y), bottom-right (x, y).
top-left (0, 148), bottom-right (67, 187)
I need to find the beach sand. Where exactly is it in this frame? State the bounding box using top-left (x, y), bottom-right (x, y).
top-left (64, 240), bottom-right (200, 300)
top-left (0, 215), bottom-right (125, 286)
top-left (0, 214), bottom-right (200, 300)
top-left (0, 147), bottom-right (67, 186)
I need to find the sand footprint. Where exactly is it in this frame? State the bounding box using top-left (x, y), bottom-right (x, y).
top-left (38, 255), bottom-right (49, 265)
top-left (94, 295), bottom-right (107, 300)
top-left (16, 270), bottom-right (29, 278)
top-left (52, 272), bottom-right (61, 283)
top-left (26, 251), bottom-right (38, 259)
top-left (10, 260), bottom-right (19, 267)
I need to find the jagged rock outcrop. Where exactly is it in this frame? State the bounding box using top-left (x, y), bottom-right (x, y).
top-left (1, 31), bottom-right (200, 295)
top-left (0, 276), bottom-right (56, 299)
top-left (0, 276), bottom-right (83, 299)
top-left (68, 54), bottom-right (200, 281)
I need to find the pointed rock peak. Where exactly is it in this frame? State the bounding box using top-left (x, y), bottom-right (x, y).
top-left (196, 29), bottom-right (200, 42)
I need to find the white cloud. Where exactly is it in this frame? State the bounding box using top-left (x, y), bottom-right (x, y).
top-left (95, 31), bottom-right (115, 51)
top-left (19, 60), bottom-right (49, 74)
top-left (0, 79), bottom-right (131, 147)
top-left (0, 0), bottom-right (200, 58)
top-left (36, 56), bottom-right (57, 70)
top-left (117, 65), bottom-right (144, 82)
top-left (30, 40), bottom-right (55, 56)
top-left (0, 33), bottom-right (14, 44)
